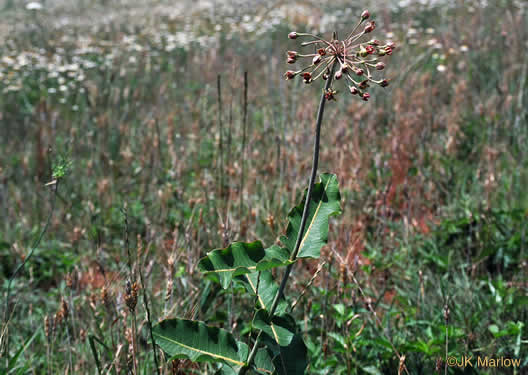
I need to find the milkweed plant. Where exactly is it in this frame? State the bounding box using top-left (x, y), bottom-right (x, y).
top-left (153, 9), bottom-right (396, 375)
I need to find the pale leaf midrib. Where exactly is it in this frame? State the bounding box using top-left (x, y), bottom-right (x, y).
top-left (245, 275), bottom-right (280, 344)
top-left (154, 332), bottom-right (245, 366)
top-left (298, 177), bottom-right (334, 254)
top-left (204, 265), bottom-right (257, 274)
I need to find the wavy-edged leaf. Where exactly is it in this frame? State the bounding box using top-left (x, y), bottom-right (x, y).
top-left (153, 319), bottom-right (248, 369)
top-left (280, 173), bottom-right (341, 259)
top-left (253, 310), bottom-right (296, 347)
top-left (198, 241), bottom-right (291, 289)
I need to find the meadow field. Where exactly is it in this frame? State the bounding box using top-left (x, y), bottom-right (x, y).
top-left (1, 0), bottom-right (527, 373)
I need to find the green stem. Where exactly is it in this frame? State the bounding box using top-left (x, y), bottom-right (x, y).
top-left (240, 60), bottom-right (337, 374)
top-left (3, 180), bottom-right (59, 363)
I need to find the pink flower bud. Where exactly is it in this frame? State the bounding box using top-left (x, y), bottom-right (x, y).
top-left (313, 55), bottom-right (322, 65)
top-left (335, 70), bottom-right (342, 80)
top-left (318, 48), bottom-right (327, 56)
top-left (322, 73), bottom-right (328, 80)
top-left (386, 41), bottom-right (396, 49)
top-left (380, 79), bottom-right (389, 87)
top-left (284, 70), bottom-right (296, 80)
top-left (361, 10), bottom-right (370, 20)
top-left (368, 39), bottom-right (381, 46)
top-left (362, 92), bottom-right (371, 101)
top-left (375, 62), bottom-right (385, 70)
top-left (364, 21), bottom-right (376, 33)
top-left (341, 63), bottom-right (350, 73)
top-left (353, 67), bottom-right (364, 76)
top-left (359, 80), bottom-right (369, 89)
top-left (287, 57), bottom-right (296, 64)
top-left (287, 51), bottom-right (298, 57)
top-left (288, 32), bottom-right (298, 39)
top-left (349, 86), bottom-right (359, 95)
top-left (303, 72), bottom-right (312, 83)
top-left (365, 45), bottom-right (375, 54)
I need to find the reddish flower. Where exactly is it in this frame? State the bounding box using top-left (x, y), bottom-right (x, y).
top-left (284, 70), bottom-right (296, 80)
top-left (361, 10), bottom-right (370, 20)
top-left (283, 9), bottom-right (393, 101)
top-left (364, 21), bottom-right (376, 33)
top-left (324, 88), bottom-right (337, 101)
top-left (359, 80), bottom-right (369, 89)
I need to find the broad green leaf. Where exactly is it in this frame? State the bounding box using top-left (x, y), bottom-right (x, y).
top-left (216, 365), bottom-right (238, 375)
top-left (362, 366), bottom-right (383, 375)
top-left (240, 271), bottom-right (287, 314)
top-left (267, 334), bottom-right (308, 375)
top-left (327, 332), bottom-right (346, 351)
top-left (254, 348), bottom-right (275, 375)
top-left (280, 173), bottom-right (341, 259)
top-left (253, 310), bottom-right (296, 346)
top-left (153, 319), bottom-right (248, 369)
top-left (255, 245), bottom-right (293, 271)
top-left (198, 241), bottom-right (291, 289)
top-left (488, 324), bottom-right (499, 336)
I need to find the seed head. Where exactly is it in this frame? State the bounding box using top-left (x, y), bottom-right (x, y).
top-left (443, 304), bottom-right (450, 324)
top-left (124, 280), bottom-right (139, 312)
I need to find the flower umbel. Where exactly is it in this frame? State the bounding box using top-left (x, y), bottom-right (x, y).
top-left (284, 10), bottom-right (394, 101)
